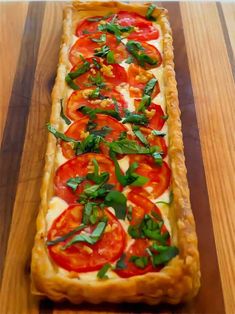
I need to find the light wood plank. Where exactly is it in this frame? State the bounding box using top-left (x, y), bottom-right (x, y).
top-left (0, 3), bottom-right (29, 143)
top-left (221, 2), bottom-right (235, 58)
top-left (0, 3), bottom-right (63, 313)
top-left (180, 3), bottom-right (235, 314)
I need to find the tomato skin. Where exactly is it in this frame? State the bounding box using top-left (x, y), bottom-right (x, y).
top-left (134, 126), bottom-right (167, 158)
top-left (61, 114), bottom-right (128, 159)
top-left (54, 153), bottom-right (122, 204)
top-left (66, 88), bottom-right (127, 121)
top-left (69, 33), bottom-right (128, 65)
top-left (128, 156), bottom-right (171, 199)
top-left (48, 205), bottom-right (126, 272)
top-left (76, 17), bottom-right (102, 36)
top-left (111, 11), bottom-right (159, 41)
top-left (128, 64), bottom-right (160, 98)
top-left (70, 57), bottom-right (127, 89)
top-left (114, 239), bottom-right (153, 278)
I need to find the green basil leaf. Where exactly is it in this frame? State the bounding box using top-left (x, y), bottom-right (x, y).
top-left (94, 45), bottom-right (110, 57)
top-left (62, 220), bottom-right (107, 249)
top-left (126, 40), bottom-right (157, 67)
top-left (137, 94), bottom-right (151, 112)
top-left (66, 176), bottom-right (85, 191)
top-left (107, 50), bottom-right (115, 64)
top-left (88, 73), bottom-right (106, 88)
top-left (87, 13), bottom-right (112, 22)
top-left (146, 4), bottom-right (156, 21)
top-left (65, 75), bottom-right (80, 90)
top-left (152, 152), bottom-right (163, 166)
top-left (82, 29), bottom-right (90, 34)
top-left (60, 99), bottom-right (71, 125)
top-left (152, 246), bottom-right (179, 266)
top-left (161, 114), bottom-right (169, 121)
top-left (151, 130), bottom-right (166, 137)
top-left (86, 159), bottom-right (110, 184)
top-left (91, 33), bottom-right (106, 43)
top-left (125, 56), bottom-right (135, 64)
top-left (115, 254), bottom-right (127, 270)
top-left (47, 123), bottom-right (77, 143)
top-left (68, 60), bottom-right (90, 80)
top-left (46, 224), bottom-right (86, 246)
top-left (132, 126), bottom-right (149, 146)
top-left (97, 263), bottom-right (111, 279)
top-left (108, 139), bottom-right (155, 155)
top-left (90, 126), bottom-right (112, 137)
top-left (122, 112), bottom-right (149, 125)
top-left (144, 78), bottom-right (158, 96)
top-left (76, 134), bottom-right (103, 155)
top-left (129, 256), bottom-right (148, 269)
top-left (88, 87), bottom-right (101, 99)
top-left (104, 190), bottom-right (127, 219)
top-left (78, 106), bottom-right (121, 121)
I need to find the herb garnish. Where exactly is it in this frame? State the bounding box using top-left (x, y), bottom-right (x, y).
top-left (91, 33), bottom-right (106, 43)
top-left (129, 256), bottom-right (148, 269)
top-left (47, 123), bottom-right (78, 143)
top-left (46, 224), bottom-right (86, 246)
top-left (138, 78), bottom-right (158, 112)
top-left (132, 126), bottom-right (149, 146)
top-left (78, 106), bottom-right (121, 121)
top-left (94, 45), bottom-right (110, 58)
top-left (151, 130), bottom-right (166, 137)
top-left (126, 40), bottom-right (157, 68)
top-left (60, 99), bottom-right (71, 125)
top-left (65, 60), bottom-right (90, 90)
top-left (146, 4), bottom-right (156, 21)
top-left (97, 263), bottom-right (112, 279)
top-left (66, 176), bottom-right (85, 191)
top-left (115, 254), bottom-right (127, 270)
top-left (122, 111), bottom-right (149, 126)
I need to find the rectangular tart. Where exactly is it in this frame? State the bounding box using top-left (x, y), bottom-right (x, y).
top-left (31, 1), bottom-right (200, 304)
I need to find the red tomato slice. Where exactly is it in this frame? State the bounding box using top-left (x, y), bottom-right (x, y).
top-left (54, 153), bottom-right (122, 204)
top-left (66, 88), bottom-right (127, 121)
top-left (127, 192), bottom-right (162, 225)
top-left (114, 239), bottom-right (153, 278)
top-left (61, 114), bottom-right (128, 159)
top-left (70, 57), bottom-right (127, 89)
top-left (69, 33), bottom-right (128, 65)
top-left (76, 17), bottom-right (103, 37)
top-left (128, 155), bottom-right (171, 199)
top-left (48, 205), bottom-right (126, 272)
top-left (134, 126), bottom-right (167, 158)
top-left (114, 11), bottom-right (159, 41)
top-left (128, 64), bottom-right (160, 98)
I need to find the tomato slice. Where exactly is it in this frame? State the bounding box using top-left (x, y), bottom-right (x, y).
top-left (47, 205), bottom-right (126, 272)
top-left (129, 42), bottom-right (162, 69)
top-left (128, 192), bottom-right (162, 225)
top-left (114, 11), bottom-right (159, 41)
top-left (76, 17), bottom-right (103, 37)
top-left (128, 64), bottom-right (160, 98)
top-left (128, 155), bottom-right (171, 199)
top-left (114, 239), bottom-right (153, 278)
top-left (54, 153), bottom-right (122, 204)
top-left (134, 126), bottom-right (167, 158)
top-left (61, 114), bottom-right (128, 159)
top-left (66, 88), bottom-right (127, 121)
top-left (70, 57), bottom-right (127, 89)
top-left (69, 32), bottom-right (128, 65)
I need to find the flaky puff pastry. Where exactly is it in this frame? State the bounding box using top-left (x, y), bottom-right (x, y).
top-left (31, 1), bottom-right (200, 304)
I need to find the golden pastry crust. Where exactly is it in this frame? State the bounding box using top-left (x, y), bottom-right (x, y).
top-left (31, 1), bottom-right (200, 304)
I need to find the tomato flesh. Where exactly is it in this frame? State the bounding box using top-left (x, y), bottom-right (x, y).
top-left (70, 57), bottom-right (127, 89)
top-left (48, 205), bottom-right (126, 272)
top-left (66, 88), bottom-right (127, 121)
top-left (54, 153), bottom-right (122, 204)
top-left (69, 33), bottom-right (128, 65)
top-left (128, 155), bottom-right (171, 198)
top-left (76, 17), bottom-right (103, 36)
top-left (61, 114), bottom-right (128, 159)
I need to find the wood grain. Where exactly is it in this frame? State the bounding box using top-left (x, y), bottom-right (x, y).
top-left (221, 3), bottom-right (235, 60)
top-left (180, 3), bottom-right (235, 314)
top-left (0, 2), bottom-right (28, 143)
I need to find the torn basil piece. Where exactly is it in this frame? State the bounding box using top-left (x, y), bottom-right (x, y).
top-left (46, 224), bottom-right (86, 246)
top-left (152, 246), bottom-right (179, 266)
top-left (66, 176), bottom-right (85, 192)
top-left (146, 4), bottom-right (156, 21)
top-left (60, 99), bottom-right (71, 125)
top-left (104, 190), bottom-right (127, 219)
top-left (97, 263), bottom-right (111, 279)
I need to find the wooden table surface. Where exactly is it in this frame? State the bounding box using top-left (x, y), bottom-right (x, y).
top-left (0, 2), bottom-right (234, 314)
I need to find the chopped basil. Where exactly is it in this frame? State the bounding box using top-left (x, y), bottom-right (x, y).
top-left (90, 126), bottom-right (112, 137)
top-left (115, 254), bottom-right (127, 270)
top-left (94, 45), bottom-right (110, 57)
top-left (60, 99), bottom-right (71, 125)
top-left (107, 51), bottom-right (115, 64)
top-left (108, 139), bottom-right (159, 155)
top-left (152, 130), bottom-right (166, 137)
top-left (118, 131), bottom-right (127, 140)
top-left (65, 60), bottom-right (90, 89)
top-left (126, 40), bottom-right (157, 68)
top-left (92, 58), bottom-right (101, 69)
top-left (75, 134), bottom-right (103, 155)
top-left (104, 190), bottom-right (127, 219)
top-left (98, 21), bottom-right (133, 42)
top-left (152, 246), bottom-right (179, 266)
top-left (88, 73), bottom-right (106, 89)
top-left (138, 78), bottom-right (158, 112)
top-left (97, 263), bottom-right (111, 279)
top-left (87, 13), bottom-right (112, 23)
top-left (78, 106), bottom-right (121, 121)
top-left (82, 29), bottom-right (90, 34)
top-left (122, 112), bottom-right (149, 126)
top-left (111, 154), bottom-right (148, 187)
top-left (161, 114), bottom-right (169, 121)
top-left (66, 176), bottom-right (85, 191)
top-left (65, 75), bottom-right (80, 90)
top-left (125, 56), bottom-right (135, 64)
top-left (132, 126), bottom-right (149, 146)
top-left (146, 4), bottom-right (156, 21)
top-left (152, 152), bottom-right (163, 166)
top-left (82, 202), bottom-right (100, 225)
top-left (91, 33), bottom-right (106, 43)
top-left (137, 95), bottom-right (151, 112)
top-left (46, 123), bottom-right (77, 143)
top-left (46, 224), bottom-right (86, 246)
top-left (129, 256), bottom-right (148, 269)
top-left (62, 220), bottom-right (107, 249)
top-left (86, 159), bottom-right (109, 184)
top-left (88, 87), bottom-right (101, 99)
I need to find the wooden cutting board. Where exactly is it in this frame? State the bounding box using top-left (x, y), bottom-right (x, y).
top-left (1, 1), bottom-right (233, 313)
